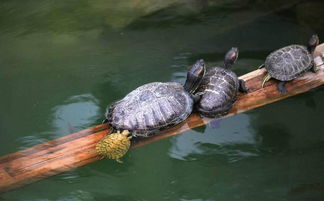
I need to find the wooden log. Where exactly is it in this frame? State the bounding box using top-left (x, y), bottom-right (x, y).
top-left (1, 44), bottom-right (324, 193)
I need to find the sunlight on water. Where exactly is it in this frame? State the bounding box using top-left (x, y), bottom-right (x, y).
top-left (52, 94), bottom-right (100, 136)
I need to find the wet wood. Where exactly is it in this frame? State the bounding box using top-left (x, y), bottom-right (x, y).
top-left (1, 44), bottom-right (324, 193)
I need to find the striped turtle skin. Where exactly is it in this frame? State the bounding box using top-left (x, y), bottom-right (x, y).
top-left (95, 130), bottom-right (131, 162)
top-left (107, 82), bottom-right (193, 137)
top-left (265, 45), bottom-right (313, 81)
top-left (195, 67), bottom-right (239, 117)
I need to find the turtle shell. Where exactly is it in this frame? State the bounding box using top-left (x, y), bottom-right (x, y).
top-left (95, 132), bottom-right (130, 160)
top-left (195, 67), bottom-right (239, 117)
top-left (265, 45), bottom-right (313, 81)
top-left (107, 82), bottom-right (193, 136)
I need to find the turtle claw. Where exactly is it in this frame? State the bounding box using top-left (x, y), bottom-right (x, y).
top-left (116, 158), bottom-right (123, 163)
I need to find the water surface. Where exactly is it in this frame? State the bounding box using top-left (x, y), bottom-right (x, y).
top-left (1, 0), bottom-right (324, 200)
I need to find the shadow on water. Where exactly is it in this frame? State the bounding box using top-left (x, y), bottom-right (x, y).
top-left (191, 124), bottom-right (207, 133)
top-left (92, 194), bottom-right (139, 201)
top-left (288, 183), bottom-right (324, 201)
top-left (244, 89), bottom-right (324, 200)
top-left (290, 88), bottom-right (324, 110)
top-left (255, 124), bottom-right (291, 154)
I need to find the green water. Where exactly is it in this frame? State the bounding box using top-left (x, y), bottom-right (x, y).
top-left (1, 0), bottom-right (324, 200)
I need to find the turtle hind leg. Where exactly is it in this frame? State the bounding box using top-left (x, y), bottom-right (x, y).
top-left (238, 79), bottom-right (249, 93)
top-left (277, 81), bottom-right (287, 94)
top-left (261, 73), bottom-right (272, 88)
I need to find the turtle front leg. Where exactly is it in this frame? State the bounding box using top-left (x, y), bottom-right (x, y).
top-left (261, 73), bottom-right (271, 88)
top-left (238, 79), bottom-right (249, 93)
top-left (277, 81), bottom-right (287, 94)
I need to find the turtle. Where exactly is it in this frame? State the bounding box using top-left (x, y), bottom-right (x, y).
top-left (95, 130), bottom-right (131, 163)
top-left (260, 34), bottom-right (320, 94)
top-left (195, 47), bottom-right (249, 118)
top-left (96, 60), bottom-right (206, 161)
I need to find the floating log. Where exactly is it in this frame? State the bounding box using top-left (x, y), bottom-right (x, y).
top-left (1, 44), bottom-right (324, 193)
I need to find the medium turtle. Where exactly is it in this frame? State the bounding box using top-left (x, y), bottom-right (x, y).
top-left (260, 34), bottom-right (319, 94)
top-left (96, 60), bottom-right (205, 161)
top-left (195, 47), bottom-right (248, 118)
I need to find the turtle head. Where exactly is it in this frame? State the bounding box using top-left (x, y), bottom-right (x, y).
top-left (308, 34), bottom-right (319, 53)
top-left (224, 47), bottom-right (239, 68)
top-left (184, 59), bottom-right (206, 94)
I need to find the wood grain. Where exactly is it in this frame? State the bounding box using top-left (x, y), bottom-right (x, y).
top-left (0, 44), bottom-right (324, 193)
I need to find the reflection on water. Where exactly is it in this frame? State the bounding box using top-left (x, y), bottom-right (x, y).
top-left (52, 94), bottom-right (100, 137)
top-left (171, 71), bottom-right (187, 84)
top-left (60, 190), bottom-right (94, 201)
top-left (169, 114), bottom-right (259, 162)
top-left (56, 171), bottom-right (82, 184)
top-left (171, 52), bottom-right (193, 68)
top-left (17, 135), bottom-right (48, 150)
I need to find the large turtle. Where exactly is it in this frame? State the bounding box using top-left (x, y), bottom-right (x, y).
top-left (195, 47), bottom-right (248, 118)
top-left (96, 60), bottom-right (205, 161)
top-left (260, 34), bottom-right (319, 94)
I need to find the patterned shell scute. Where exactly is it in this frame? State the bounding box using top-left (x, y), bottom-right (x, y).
top-left (196, 67), bottom-right (239, 111)
top-left (95, 133), bottom-right (130, 160)
top-left (109, 82), bottom-right (193, 132)
top-left (265, 45), bottom-right (313, 81)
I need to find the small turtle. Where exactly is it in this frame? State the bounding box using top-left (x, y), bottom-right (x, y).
top-left (95, 130), bottom-right (131, 163)
top-left (97, 60), bottom-right (205, 161)
top-left (195, 47), bottom-right (248, 118)
top-left (260, 35), bottom-right (319, 94)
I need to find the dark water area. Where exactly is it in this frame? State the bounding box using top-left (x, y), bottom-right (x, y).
top-left (0, 0), bottom-right (324, 200)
